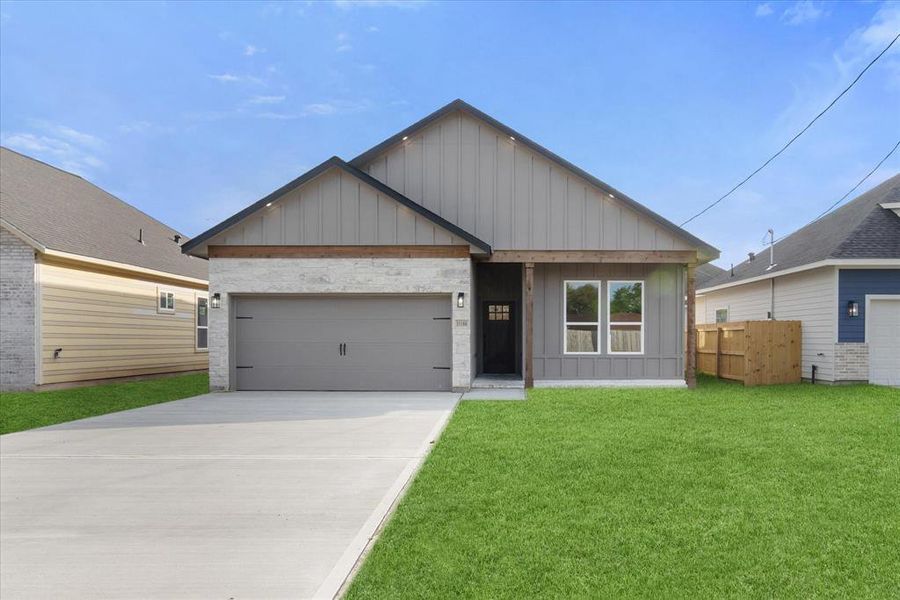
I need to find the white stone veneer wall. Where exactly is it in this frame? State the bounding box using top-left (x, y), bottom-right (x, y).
top-left (0, 227), bottom-right (36, 391)
top-left (833, 343), bottom-right (868, 382)
top-left (208, 257), bottom-right (472, 391)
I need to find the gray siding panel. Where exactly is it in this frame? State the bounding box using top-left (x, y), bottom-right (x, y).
top-left (533, 263), bottom-right (685, 380)
top-left (363, 111), bottom-right (693, 252)
top-left (205, 168), bottom-right (472, 249)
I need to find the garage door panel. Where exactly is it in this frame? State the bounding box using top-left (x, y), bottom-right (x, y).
top-left (235, 297), bottom-right (450, 320)
top-left (236, 341), bottom-right (341, 367)
top-left (868, 298), bottom-right (900, 386)
top-left (236, 318), bottom-right (447, 343)
top-left (237, 366), bottom-right (450, 391)
top-left (345, 341), bottom-right (450, 368)
top-left (234, 296), bottom-right (453, 391)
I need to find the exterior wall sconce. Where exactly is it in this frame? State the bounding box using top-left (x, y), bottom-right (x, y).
top-left (457, 292), bottom-right (465, 308)
top-left (211, 293), bottom-right (221, 309)
top-left (847, 300), bottom-right (859, 318)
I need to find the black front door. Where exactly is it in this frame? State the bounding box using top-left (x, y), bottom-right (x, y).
top-left (483, 301), bottom-right (516, 374)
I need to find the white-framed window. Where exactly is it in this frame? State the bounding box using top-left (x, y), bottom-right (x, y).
top-left (715, 308), bottom-right (729, 323)
top-left (196, 294), bottom-right (208, 351)
top-left (608, 280), bottom-right (644, 355)
top-left (563, 280), bottom-right (601, 354)
top-left (157, 288), bottom-right (175, 314)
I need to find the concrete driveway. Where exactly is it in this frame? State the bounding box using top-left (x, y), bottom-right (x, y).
top-left (0, 391), bottom-right (459, 599)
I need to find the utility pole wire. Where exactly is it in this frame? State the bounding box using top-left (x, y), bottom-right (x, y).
top-left (680, 32), bottom-right (900, 227)
top-left (773, 138), bottom-right (900, 244)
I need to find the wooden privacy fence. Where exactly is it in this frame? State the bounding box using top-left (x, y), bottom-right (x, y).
top-left (696, 321), bottom-right (801, 386)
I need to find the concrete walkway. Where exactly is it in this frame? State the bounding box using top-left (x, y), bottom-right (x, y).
top-left (0, 391), bottom-right (459, 599)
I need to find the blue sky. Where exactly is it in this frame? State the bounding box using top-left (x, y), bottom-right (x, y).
top-left (1, 0), bottom-right (898, 267)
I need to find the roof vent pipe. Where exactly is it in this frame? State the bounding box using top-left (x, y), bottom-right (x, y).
top-left (767, 228), bottom-right (775, 267)
top-left (748, 252), bottom-right (755, 261)
top-left (138, 228), bottom-right (144, 245)
top-left (730, 263), bottom-right (734, 276)
top-left (174, 234), bottom-right (182, 244)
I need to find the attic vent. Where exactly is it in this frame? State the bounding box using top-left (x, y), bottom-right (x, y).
top-left (748, 252), bottom-right (755, 261)
top-left (174, 234), bottom-right (182, 244)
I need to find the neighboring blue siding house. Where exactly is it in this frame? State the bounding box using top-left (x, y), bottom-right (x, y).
top-left (697, 175), bottom-right (900, 386)
top-left (838, 269), bottom-right (900, 343)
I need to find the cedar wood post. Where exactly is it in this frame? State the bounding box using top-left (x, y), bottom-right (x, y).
top-left (685, 264), bottom-right (697, 389)
top-left (524, 262), bottom-right (535, 389)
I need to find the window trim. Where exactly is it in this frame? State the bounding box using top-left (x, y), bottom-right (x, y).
top-left (563, 279), bottom-right (602, 355)
top-left (157, 288), bottom-right (175, 314)
top-left (607, 279), bottom-right (645, 355)
top-left (195, 293), bottom-right (209, 352)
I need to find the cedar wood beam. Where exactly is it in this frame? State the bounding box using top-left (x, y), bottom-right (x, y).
top-left (479, 250), bottom-right (698, 264)
top-left (685, 264), bottom-right (697, 389)
top-left (208, 245), bottom-right (471, 259)
top-left (524, 262), bottom-right (535, 389)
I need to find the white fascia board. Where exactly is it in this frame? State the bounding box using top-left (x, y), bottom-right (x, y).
top-left (0, 218), bottom-right (46, 252)
top-left (697, 258), bottom-right (900, 294)
top-left (880, 202), bottom-right (900, 217)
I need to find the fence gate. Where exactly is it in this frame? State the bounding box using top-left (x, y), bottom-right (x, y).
top-left (696, 321), bottom-right (801, 386)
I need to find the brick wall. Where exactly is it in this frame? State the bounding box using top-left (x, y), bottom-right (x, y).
top-left (208, 257), bottom-right (472, 391)
top-left (0, 227), bottom-right (36, 390)
top-left (833, 343), bottom-right (868, 382)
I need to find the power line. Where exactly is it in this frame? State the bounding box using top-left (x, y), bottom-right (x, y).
top-left (772, 138), bottom-right (900, 244)
top-left (680, 32), bottom-right (900, 227)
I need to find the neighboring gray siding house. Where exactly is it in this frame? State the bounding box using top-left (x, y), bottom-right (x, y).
top-left (697, 174), bottom-right (900, 386)
top-left (184, 100), bottom-right (718, 392)
top-left (0, 148), bottom-right (209, 391)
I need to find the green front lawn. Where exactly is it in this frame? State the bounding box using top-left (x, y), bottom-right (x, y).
top-left (347, 378), bottom-right (900, 599)
top-left (0, 373), bottom-right (208, 435)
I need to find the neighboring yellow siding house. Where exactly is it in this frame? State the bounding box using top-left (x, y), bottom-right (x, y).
top-left (1, 147), bottom-right (209, 390)
top-left (37, 255), bottom-right (208, 385)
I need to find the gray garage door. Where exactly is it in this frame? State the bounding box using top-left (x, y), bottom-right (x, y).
top-left (234, 296), bottom-right (452, 391)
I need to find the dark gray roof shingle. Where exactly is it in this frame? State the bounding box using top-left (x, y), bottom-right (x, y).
top-left (0, 147), bottom-right (207, 280)
top-left (696, 262), bottom-right (726, 287)
top-left (700, 173), bottom-right (900, 289)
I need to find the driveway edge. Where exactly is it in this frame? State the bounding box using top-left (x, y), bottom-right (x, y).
top-left (313, 397), bottom-right (459, 600)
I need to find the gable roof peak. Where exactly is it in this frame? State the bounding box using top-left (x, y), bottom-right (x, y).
top-left (181, 155), bottom-right (491, 256)
top-left (350, 99), bottom-right (718, 260)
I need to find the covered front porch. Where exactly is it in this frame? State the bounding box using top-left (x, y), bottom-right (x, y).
top-left (471, 250), bottom-right (700, 389)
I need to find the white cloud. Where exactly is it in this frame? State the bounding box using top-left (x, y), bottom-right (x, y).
top-left (835, 2), bottom-right (900, 87)
top-left (755, 3), bottom-right (773, 17)
top-left (244, 44), bottom-right (265, 56)
top-left (260, 2), bottom-right (285, 17)
top-left (846, 2), bottom-right (900, 56)
top-left (301, 99), bottom-right (372, 116)
top-left (781, 1), bottom-right (826, 25)
top-left (336, 32), bottom-right (353, 52)
top-left (207, 73), bottom-right (264, 84)
top-left (254, 112), bottom-right (300, 120)
top-left (118, 120), bottom-right (153, 134)
top-left (366, 25), bottom-right (379, 32)
top-left (302, 103), bottom-right (339, 116)
top-left (0, 131), bottom-right (106, 175)
top-left (208, 73), bottom-right (241, 83)
top-left (27, 119), bottom-right (105, 150)
top-left (118, 121), bottom-right (176, 135)
top-left (248, 95), bottom-right (286, 105)
top-left (333, 0), bottom-right (428, 9)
